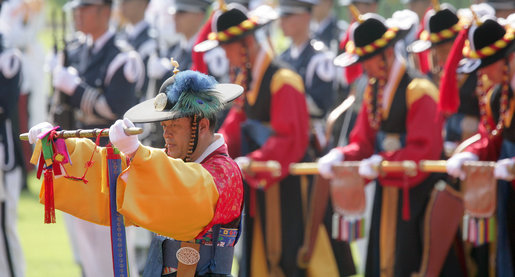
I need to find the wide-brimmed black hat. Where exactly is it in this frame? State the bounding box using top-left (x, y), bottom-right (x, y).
top-left (124, 70), bottom-right (243, 123)
top-left (463, 17), bottom-right (515, 68)
top-left (193, 3), bottom-right (277, 53)
top-left (407, 3), bottom-right (462, 53)
top-left (334, 12), bottom-right (411, 67)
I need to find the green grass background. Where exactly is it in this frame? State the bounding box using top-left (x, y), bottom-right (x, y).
top-left (19, 173), bottom-right (81, 276)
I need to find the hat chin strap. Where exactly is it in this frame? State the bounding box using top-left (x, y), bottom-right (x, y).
top-left (184, 114), bottom-right (200, 162)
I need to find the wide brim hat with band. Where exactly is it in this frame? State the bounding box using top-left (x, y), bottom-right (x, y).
top-left (65, 0), bottom-right (112, 9)
top-left (339, 0), bottom-right (378, 6)
top-left (407, 3), bottom-right (462, 53)
top-left (168, 0), bottom-right (211, 14)
top-left (463, 16), bottom-right (515, 69)
top-left (193, 3), bottom-right (277, 53)
top-left (124, 70), bottom-right (243, 123)
top-left (278, 0), bottom-right (318, 16)
top-left (334, 6), bottom-right (411, 68)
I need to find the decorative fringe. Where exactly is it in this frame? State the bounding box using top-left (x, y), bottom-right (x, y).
top-left (331, 213), bottom-right (366, 242)
top-left (438, 27), bottom-right (469, 114)
top-left (44, 169), bottom-right (56, 224)
top-left (462, 214), bottom-right (496, 246)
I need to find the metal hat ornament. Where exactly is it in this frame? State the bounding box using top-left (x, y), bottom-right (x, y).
top-left (124, 58), bottom-right (243, 123)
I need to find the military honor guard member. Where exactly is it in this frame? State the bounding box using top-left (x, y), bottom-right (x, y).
top-left (447, 16), bottom-right (515, 277)
top-left (195, 2), bottom-right (344, 276)
top-left (319, 10), bottom-right (463, 276)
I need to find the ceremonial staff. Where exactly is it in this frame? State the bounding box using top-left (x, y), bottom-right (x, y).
top-left (19, 127), bottom-right (143, 141)
top-left (239, 160), bottom-right (282, 177)
top-left (291, 160), bottom-right (417, 268)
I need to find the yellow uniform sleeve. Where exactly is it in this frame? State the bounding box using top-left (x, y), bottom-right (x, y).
top-left (36, 138), bottom-right (113, 226)
top-left (34, 139), bottom-right (219, 241)
top-left (116, 145), bottom-right (219, 241)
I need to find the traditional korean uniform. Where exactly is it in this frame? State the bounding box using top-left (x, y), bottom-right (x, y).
top-left (331, 13), bottom-right (462, 276)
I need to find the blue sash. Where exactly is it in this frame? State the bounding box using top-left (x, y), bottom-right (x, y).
top-left (107, 147), bottom-right (129, 277)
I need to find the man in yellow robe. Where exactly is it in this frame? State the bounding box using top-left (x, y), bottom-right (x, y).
top-left (28, 70), bottom-right (245, 276)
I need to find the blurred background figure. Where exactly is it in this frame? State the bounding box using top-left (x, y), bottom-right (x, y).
top-left (0, 1), bottom-right (24, 275)
top-left (0, 0), bottom-right (46, 185)
top-left (279, 0), bottom-right (337, 157)
top-left (311, 0), bottom-right (347, 53)
top-left (486, 0), bottom-right (515, 19)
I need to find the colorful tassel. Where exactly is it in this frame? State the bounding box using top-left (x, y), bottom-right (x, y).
top-left (438, 27), bottom-right (469, 114)
top-left (43, 169), bottom-right (56, 224)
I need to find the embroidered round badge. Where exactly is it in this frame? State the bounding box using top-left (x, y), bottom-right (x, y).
top-left (176, 247), bottom-right (200, 266)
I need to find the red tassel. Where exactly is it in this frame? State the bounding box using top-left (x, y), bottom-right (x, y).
top-left (44, 169), bottom-right (56, 224)
top-left (339, 20), bottom-right (363, 84)
top-left (438, 27), bottom-right (469, 114)
top-left (415, 8), bottom-right (433, 74)
top-left (191, 12), bottom-right (214, 73)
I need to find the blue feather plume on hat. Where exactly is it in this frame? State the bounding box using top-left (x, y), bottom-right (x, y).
top-left (165, 70), bottom-right (223, 119)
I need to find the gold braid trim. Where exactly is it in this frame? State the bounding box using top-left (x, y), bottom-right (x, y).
top-left (208, 17), bottom-right (259, 42)
top-left (346, 27), bottom-right (399, 57)
top-left (463, 28), bottom-right (515, 59)
top-left (419, 22), bottom-right (462, 43)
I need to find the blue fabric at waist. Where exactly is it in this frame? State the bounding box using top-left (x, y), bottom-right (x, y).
top-left (375, 131), bottom-right (406, 153)
top-left (162, 239), bottom-right (234, 275)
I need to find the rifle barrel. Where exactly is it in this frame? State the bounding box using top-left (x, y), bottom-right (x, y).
top-left (19, 127), bottom-right (143, 141)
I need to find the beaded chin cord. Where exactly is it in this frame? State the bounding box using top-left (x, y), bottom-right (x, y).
top-left (477, 59), bottom-right (510, 138)
top-left (366, 56), bottom-right (387, 130)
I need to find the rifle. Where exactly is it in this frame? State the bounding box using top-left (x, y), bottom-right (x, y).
top-left (48, 9), bottom-right (75, 130)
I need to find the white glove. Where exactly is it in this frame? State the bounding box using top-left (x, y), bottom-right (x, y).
top-left (446, 152), bottom-right (479, 180)
top-left (494, 158), bottom-right (515, 181)
top-left (318, 149), bottom-right (344, 179)
top-left (147, 54), bottom-right (172, 79)
top-left (359, 154), bottom-right (383, 179)
top-left (45, 52), bottom-right (61, 73)
top-left (234, 156), bottom-right (251, 172)
top-left (28, 122), bottom-right (54, 144)
top-left (52, 65), bottom-right (80, 95)
top-left (109, 118), bottom-right (140, 155)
